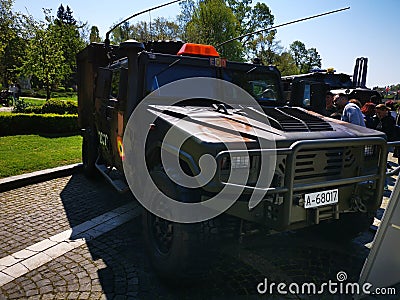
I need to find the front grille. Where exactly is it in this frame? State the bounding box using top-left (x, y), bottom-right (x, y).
top-left (293, 147), bottom-right (357, 182)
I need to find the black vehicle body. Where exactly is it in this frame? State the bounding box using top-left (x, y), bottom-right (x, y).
top-left (77, 40), bottom-right (387, 279)
top-left (283, 64), bottom-right (382, 115)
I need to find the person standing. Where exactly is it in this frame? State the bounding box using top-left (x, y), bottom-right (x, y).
top-left (373, 104), bottom-right (397, 142)
top-left (8, 83), bottom-right (17, 106)
top-left (372, 104), bottom-right (398, 190)
top-left (361, 102), bottom-right (376, 129)
top-left (325, 91), bottom-right (336, 116)
top-left (334, 93), bottom-right (366, 126)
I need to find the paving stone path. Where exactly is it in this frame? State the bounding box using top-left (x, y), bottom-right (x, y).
top-left (0, 168), bottom-right (398, 299)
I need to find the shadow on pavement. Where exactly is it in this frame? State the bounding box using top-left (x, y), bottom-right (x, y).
top-left (58, 172), bottom-right (398, 299)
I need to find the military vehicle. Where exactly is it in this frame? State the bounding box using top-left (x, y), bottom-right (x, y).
top-left (77, 4), bottom-right (387, 280)
top-left (282, 57), bottom-right (382, 115)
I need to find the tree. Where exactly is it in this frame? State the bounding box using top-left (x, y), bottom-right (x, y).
top-left (56, 4), bottom-right (65, 25)
top-left (275, 51), bottom-right (299, 76)
top-left (176, 0), bottom-right (195, 41)
top-left (289, 40), bottom-right (307, 71)
top-left (53, 4), bottom-right (86, 86)
top-left (56, 4), bottom-right (76, 25)
top-left (249, 30), bottom-right (282, 65)
top-left (89, 26), bottom-right (101, 43)
top-left (185, 0), bottom-right (242, 60)
top-left (289, 40), bottom-right (321, 74)
top-left (151, 17), bottom-right (180, 40)
top-left (0, 0), bottom-right (25, 87)
top-left (303, 48), bottom-right (321, 73)
top-left (64, 6), bottom-right (76, 25)
top-left (21, 11), bottom-right (69, 100)
top-left (0, 0), bottom-right (14, 54)
top-left (110, 17), bottom-right (179, 44)
top-left (226, 1), bottom-right (274, 59)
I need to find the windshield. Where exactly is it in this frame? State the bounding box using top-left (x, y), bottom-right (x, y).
top-left (323, 74), bottom-right (353, 88)
top-left (145, 60), bottom-right (282, 104)
top-left (145, 62), bottom-right (216, 94)
top-left (222, 68), bottom-right (281, 103)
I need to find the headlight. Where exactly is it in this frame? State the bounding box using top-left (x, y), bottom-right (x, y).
top-left (364, 145), bottom-right (375, 157)
top-left (231, 156), bottom-right (250, 169)
top-left (220, 155), bottom-right (258, 170)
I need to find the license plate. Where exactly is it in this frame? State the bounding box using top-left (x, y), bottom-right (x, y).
top-left (304, 189), bottom-right (338, 209)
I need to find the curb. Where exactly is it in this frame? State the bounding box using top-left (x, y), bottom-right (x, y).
top-left (0, 163), bottom-right (83, 192)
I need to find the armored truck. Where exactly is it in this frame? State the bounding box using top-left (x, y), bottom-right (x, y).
top-left (283, 58), bottom-right (382, 115)
top-left (77, 40), bottom-right (387, 280)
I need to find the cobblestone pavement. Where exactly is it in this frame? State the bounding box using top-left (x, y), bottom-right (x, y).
top-left (0, 164), bottom-right (399, 299)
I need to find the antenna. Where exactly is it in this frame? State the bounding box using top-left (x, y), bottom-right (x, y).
top-left (217, 7), bottom-right (350, 48)
top-left (104, 0), bottom-right (181, 47)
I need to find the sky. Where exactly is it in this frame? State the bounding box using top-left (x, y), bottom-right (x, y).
top-left (11, 0), bottom-right (400, 88)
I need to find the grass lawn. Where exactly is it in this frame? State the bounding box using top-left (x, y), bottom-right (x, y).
top-left (0, 134), bottom-right (82, 178)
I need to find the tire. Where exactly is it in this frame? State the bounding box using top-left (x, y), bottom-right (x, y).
top-left (142, 168), bottom-right (220, 282)
top-left (82, 127), bottom-right (98, 177)
top-left (313, 212), bottom-right (375, 242)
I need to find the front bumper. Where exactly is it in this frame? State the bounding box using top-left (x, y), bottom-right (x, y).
top-left (216, 137), bottom-right (387, 230)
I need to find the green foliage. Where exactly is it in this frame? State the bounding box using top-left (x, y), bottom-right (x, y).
top-left (110, 17), bottom-right (180, 44)
top-left (21, 13), bottom-right (68, 100)
top-left (186, 0), bottom-right (243, 60)
top-left (89, 26), bottom-right (102, 43)
top-left (12, 97), bottom-right (77, 114)
top-left (24, 105), bottom-right (43, 114)
top-left (0, 0), bottom-right (27, 87)
top-left (66, 100), bottom-right (78, 114)
top-left (12, 98), bottom-right (28, 113)
top-left (52, 7), bottom-right (86, 87)
top-left (275, 52), bottom-right (300, 76)
top-left (0, 112), bottom-right (79, 136)
top-left (289, 40), bottom-right (321, 74)
top-left (34, 90), bottom-right (47, 99)
top-left (41, 99), bottom-right (77, 114)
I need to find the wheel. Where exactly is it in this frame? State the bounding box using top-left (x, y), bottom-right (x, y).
top-left (82, 127), bottom-right (98, 177)
top-left (313, 212), bottom-right (375, 241)
top-left (142, 167), bottom-right (220, 282)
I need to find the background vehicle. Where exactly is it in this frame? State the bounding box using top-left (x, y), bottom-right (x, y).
top-left (283, 57), bottom-right (382, 115)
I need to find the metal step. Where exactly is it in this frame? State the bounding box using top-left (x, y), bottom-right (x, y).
top-left (314, 204), bottom-right (339, 224)
top-left (95, 162), bottom-right (130, 193)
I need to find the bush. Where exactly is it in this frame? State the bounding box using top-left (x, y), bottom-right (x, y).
top-left (13, 98), bottom-right (78, 115)
top-left (24, 105), bottom-right (43, 114)
top-left (65, 100), bottom-right (78, 114)
top-left (12, 99), bottom-right (28, 113)
top-left (0, 113), bottom-right (79, 136)
top-left (41, 99), bottom-right (67, 114)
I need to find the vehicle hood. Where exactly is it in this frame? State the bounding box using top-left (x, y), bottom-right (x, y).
top-left (148, 105), bottom-right (386, 146)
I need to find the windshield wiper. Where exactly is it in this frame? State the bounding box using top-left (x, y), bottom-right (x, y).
top-left (246, 66), bottom-right (257, 74)
top-left (152, 59), bottom-right (181, 90)
top-left (154, 59), bottom-right (181, 77)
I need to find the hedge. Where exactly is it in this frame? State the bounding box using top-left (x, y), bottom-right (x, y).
top-left (0, 113), bottom-right (79, 136)
top-left (14, 99), bottom-right (78, 114)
